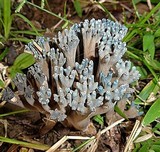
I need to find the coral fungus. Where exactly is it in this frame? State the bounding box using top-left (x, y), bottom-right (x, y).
top-left (1, 19), bottom-right (140, 131)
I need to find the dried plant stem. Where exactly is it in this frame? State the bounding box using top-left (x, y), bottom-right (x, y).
top-left (124, 120), bottom-right (141, 152)
top-left (46, 136), bottom-right (68, 152)
top-left (101, 118), bottom-right (125, 134)
top-left (76, 118), bottom-right (125, 152)
top-left (147, 0), bottom-right (152, 10)
top-left (47, 118), bottom-right (125, 152)
top-left (46, 136), bottom-right (91, 152)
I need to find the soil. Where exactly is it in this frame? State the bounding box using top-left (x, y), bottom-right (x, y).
top-left (0, 0), bottom-right (151, 151)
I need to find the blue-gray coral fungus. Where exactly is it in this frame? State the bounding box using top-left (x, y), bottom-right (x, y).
top-left (1, 19), bottom-right (140, 131)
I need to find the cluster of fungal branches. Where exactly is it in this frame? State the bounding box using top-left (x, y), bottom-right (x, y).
top-left (1, 19), bottom-right (140, 131)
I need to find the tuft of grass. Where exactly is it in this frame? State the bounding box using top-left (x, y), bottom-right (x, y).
top-left (126, 2), bottom-right (160, 151)
top-left (0, 0), bottom-right (41, 44)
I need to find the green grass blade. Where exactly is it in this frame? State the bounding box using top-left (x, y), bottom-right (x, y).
top-left (13, 13), bottom-right (40, 36)
top-left (142, 59), bottom-right (159, 81)
top-left (41, 0), bottom-right (45, 8)
top-left (0, 18), bottom-right (4, 30)
top-left (134, 78), bottom-right (158, 105)
top-left (132, 0), bottom-right (140, 19)
top-left (62, 1), bottom-right (69, 29)
top-left (114, 105), bottom-right (129, 120)
top-left (0, 0), bottom-right (2, 17)
top-left (11, 30), bottom-right (44, 35)
top-left (0, 47), bottom-right (9, 61)
top-left (152, 123), bottom-right (160, 132)
top-left (144, 54), bottom-right (160, 71)
top-left (26, 1), bottom-right (73, 24)
top-left (123, 29), bottom-right (139, 43)
top-left (0, 136), bottom-right (50, 150)
top-left (73, 137), bottom-right (95, 152)
top-left (142, 98), bottom-right (160, 126)
top-left (93, 114), bottom-right (104, 126)
top-left (139, 143), bottom-right (149, 152)
top-left (8, 52), bottom-right (35, 78)
top-left (151, 145), bottom-right (160, 151)
top-left (73, 0), bottom-right (82, 18)
top-left (96, 2), bottom-right (117, 22)
top-left (9, 37), bottom-right (32, 43)
top-left (0, 79), bottom-right (5, 88)
top-left (9, 52), bottom-right (35, 78)
top-left (143, 33), bottom-right (155, 59)
top-left (136, 66), bottom-right (148, 80)
top-left (12, 52), bottom-right (35, 70)
top-left (0, 0), bottom-right (3, 30)
top-left (140, 2), bottom-right (160, 24)
top-left (155, 28), bottom-right (160, 37)
top-left (3, 0), bottom-right (12, 39)
top-left (15, 0), bottom-right (26, 13)
top-left (0, 109), bottom-right (29, 117)
top-left (126, 48), bottom-right (143, 61)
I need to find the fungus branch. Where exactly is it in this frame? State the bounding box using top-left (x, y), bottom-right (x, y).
top-left (1, 19), bottom-right (140, 132)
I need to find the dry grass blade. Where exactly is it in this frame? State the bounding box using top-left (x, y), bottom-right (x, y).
top-left (32, 41), bottom-right (43, 52)
top-left (46, 136), bottom-right (91, 152)
top-left (0, 101), bottom-right (7, 108)
top-left (0, 63), bottom-right (11, 107)
top-left (46, 136), bottom-right (68, 152)
top-left (79, 134), bottom-right (100, 152)
top-left (47, 119), bottom-right (125, 152)
top-left (147, 0), bottom-right (152, 10)
top-left (0, 63), bottom-right (11, 88)
top-left (78, 118), bottom-right (125, 152)
top-left (134, 133), bottom-right (153, 143)
top-left (124, 120), bottom-right (141, 152)
top-left (100, 118), bottom-right (125, 134)
top-left (0, 119), bottom-right (8, 146)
